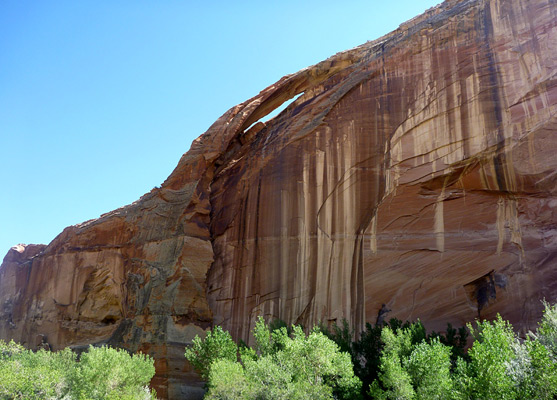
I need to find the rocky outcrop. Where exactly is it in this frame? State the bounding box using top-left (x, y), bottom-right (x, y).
top-left (1, 0), bottom-right (556, 397)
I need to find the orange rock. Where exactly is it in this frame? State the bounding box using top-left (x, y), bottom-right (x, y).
top-left (1, 0), bottom-right (556, 397)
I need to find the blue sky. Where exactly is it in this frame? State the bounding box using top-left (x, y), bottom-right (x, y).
top-left (0, 0), bottom-right (440, 256)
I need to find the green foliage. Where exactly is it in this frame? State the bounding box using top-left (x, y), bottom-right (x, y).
top-left (267, 318), bottom-right (296, 337)
top-left (252, 317), bottom-right (274, 356)
top-left (368, 326), bottom-right (414, 400)
top-left (186, 317), bottom-right (361, 400)
top-left (0, 341), bottom-right (156, 400)
top-left (428, 323), bottom-right (469, 364)
top-left (321, 319), bottom-right (353, 355)
top-left (369, 324), bottom-right (454, 400)
top-left (350, 321), bottom-right (383, 395)
top-left (323, 317), bottom-right (466, 399)
top-left (465, 315), bottom-right (518, 399)
top-left (184, 326), bottom-right (238, 380)
top-left (367, 309), bottom-right (557, 400)
top-left (204, 359), bottom-right (250, 400)
top-left (0, 340), bottom-right (75, 399)
top-left (507, 338), bottom-right (557, 399)
top-left (73, 345), bottom-right (156, 400)
top-left (533, 300), bottom-right (557, 359)
top-left (507, 301), bottom-right (557, 399)
top-left (188, 303), bottom-right (557, 400)
top-left (405, 338), bottom-right (453, 399)
top-left (451, 310), bottom-right (557, 400)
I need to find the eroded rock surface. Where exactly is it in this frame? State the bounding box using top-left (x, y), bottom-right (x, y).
top-left (1, 0), bottom-right (556, 397)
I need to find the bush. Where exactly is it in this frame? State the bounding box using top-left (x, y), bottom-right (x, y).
top-left (368, 324), bottom-right (454, 400)
top-left (323, 318), bottom-right (467, 399)
top-left (367, 303), bottom-right (557, 400)
top-left (187, 303), bottom-right (557, 400)
top-left (0, 341), bottom-right (156, 400)
top-left (184, 326), bottom-right (237, 380)
top-left (405, 338), bottom-right (453, 399)
top-left (463, 315), bottom-right (518, 399)
top-left (72, 345), bottom-right (156, 400)
top-left (508, 301), bottom-right (557, 399)
top-left (0, 341), bottom-right (75, 399)
top-left (533, 300), bottom-right (557, 359)
top-left (186, 317), bottom-right (361, 400)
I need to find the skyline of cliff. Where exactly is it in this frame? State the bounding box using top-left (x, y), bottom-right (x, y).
top-left (1, 1), bottom-right (556, 398)
top-left (0, 0), bottom-right (440, 256)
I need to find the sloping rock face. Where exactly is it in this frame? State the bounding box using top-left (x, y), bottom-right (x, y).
top-left (1, 0), bottom-right (556, 397)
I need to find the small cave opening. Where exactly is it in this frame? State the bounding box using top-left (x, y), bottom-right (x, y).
top-left (464, 271), bottom-right (507, 318)
top-left (101, 316), bottom-right (118, 325)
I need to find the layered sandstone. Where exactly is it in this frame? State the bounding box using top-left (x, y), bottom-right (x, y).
top-left (1, 0), bottom-right (556, 398)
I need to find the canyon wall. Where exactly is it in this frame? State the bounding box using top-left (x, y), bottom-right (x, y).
top-left (1, 0), bottom-right (556, 397)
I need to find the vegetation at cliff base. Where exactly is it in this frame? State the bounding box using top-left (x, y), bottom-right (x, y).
top-left (186, 317), bottom-right (361, 400)
top-left (3, 303), bottom-right (557, 399)
top-left (0, 343), bottom-right (156, 400)
top-left (187, 301), bottom-right (557, 400)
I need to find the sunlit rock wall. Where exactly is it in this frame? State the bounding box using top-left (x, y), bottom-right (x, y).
top-left (208, 0), bottom-right (557, 339)
top-left (1, 0), bottom-right (556, 397)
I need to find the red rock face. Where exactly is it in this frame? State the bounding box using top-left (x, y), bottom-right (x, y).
top-left (1, 0), bottom-right (556, 397)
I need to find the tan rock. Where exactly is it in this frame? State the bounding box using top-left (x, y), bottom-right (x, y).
top-left (1, 0), bottom-right (556, 397)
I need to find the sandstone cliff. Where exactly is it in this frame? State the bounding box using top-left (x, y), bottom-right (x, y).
top-left (1, 0), bottom-right (556, 397)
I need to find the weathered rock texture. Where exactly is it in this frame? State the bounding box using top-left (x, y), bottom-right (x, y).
top-left (1, 0), bottom-right (556, 397)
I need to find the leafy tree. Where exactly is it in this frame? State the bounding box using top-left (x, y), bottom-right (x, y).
top-left (505, 338), bottom-right (557, 399)
top-left (349, 321), bottom-right (383, 395)
top-left (428, 323), bottom-right (469, 364)
top-left (0, 341), bottom-right (156, 400)
top-left (189, 303), bottom-right (557, 400)
top-left (532, 300), bottom-right (557, 359)
top-left (184, 326), bottom-right (238, 380)
top-left (405, 338), bottom-right (453, 399)
top-left (321, 319), bottom-right (353, 355)
top-left (368, 324), bottom-right (454, 400)
top-left (186, 317), bottom-right (361, 400)
top-left (204, 359), bottom-right (251, 400)
top-left (368, 326), bottom-right (415, 400)
top-left (505, 301), bottom-right (557, 399)
top-left (0, 340), bottom-right (75, 399)
top-left (323, 317), bottom-right (466, 399)
top-left (464, 315), bottom-right (518, 399)
top-left (72, 345), bottom-right (156, 400)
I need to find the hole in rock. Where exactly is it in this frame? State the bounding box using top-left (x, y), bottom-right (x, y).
top-left (264, 92), bottom-right (304, 122)
top-left (101, 316), bottom-right (118, 325)
top-left (243, 92), bottom-right (304, 133)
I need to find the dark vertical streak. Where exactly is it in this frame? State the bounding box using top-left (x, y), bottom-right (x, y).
top-left (253, 172), bottom-right (262, 278)
top-left (482, 2), bottom-right (508, 191)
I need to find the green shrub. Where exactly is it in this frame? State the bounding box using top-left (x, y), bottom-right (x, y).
top-left (184, 326), bottom-right (238, 380)
top-left (507, 301), bottom-right (557, 399)
top-left (186, 317), bottom-right (361, 400)
top-left (464, 315), bottom-right (518, 399)
top-left (187, 303), bottom-right (557, 400)
top-left (323, 317), bottom-right (467, 399)
top-left (405, 338), bottom-right (453, 399)
top-left (367, 323), bottom-right (454, 400)
top-left (0, 341), bottom-right (75, 399)
top-left (533, 300), bottom-right (557, 359)
top-left (72, 345), bottom-right (156, 400)
top-left (0, 341), bottom-right (156, 400)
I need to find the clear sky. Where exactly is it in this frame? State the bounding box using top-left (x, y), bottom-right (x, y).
top-left (1, 0), bottom-right (441, 257)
